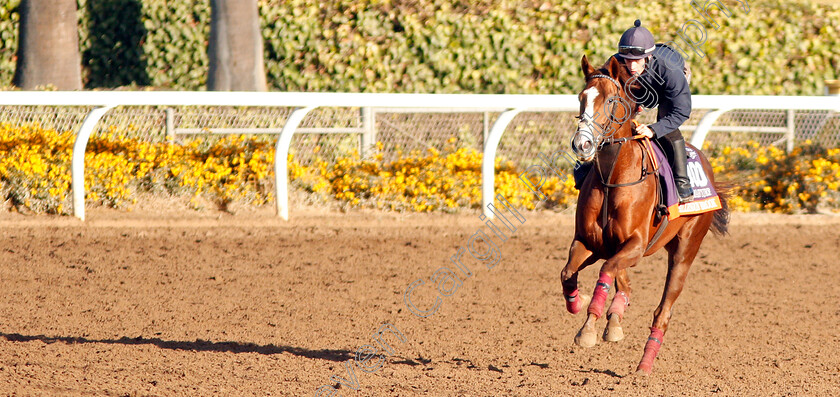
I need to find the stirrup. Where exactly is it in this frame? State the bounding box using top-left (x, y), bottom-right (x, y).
top-left (678, 193), bottom-right (694, 204)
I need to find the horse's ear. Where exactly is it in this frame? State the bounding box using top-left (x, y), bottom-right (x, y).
top-left (607, 56), bottom-right (623, 79)
top-left (581, 55), bottom-right (596, 78)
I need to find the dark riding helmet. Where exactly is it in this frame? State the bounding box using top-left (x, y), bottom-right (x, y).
top-left (618, 19), bottom-right (655, 60)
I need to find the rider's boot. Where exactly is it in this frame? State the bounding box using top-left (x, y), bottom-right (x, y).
top-left (659, 131), bottom-right (694, 203)
top-left (669, 137), bottom-right (694, 203)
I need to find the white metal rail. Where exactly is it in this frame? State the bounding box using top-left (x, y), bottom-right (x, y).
top-left (2, 92), bottom-right (839, 221)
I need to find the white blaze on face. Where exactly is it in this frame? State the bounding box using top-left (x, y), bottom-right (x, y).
top-left (573, 86), bottom-right (601, 161)
top-left (583, 86), bottom-right (600, 120)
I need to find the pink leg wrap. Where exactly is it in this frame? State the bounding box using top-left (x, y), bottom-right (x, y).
top-left (587, 272), bottom-right (613, 318)
top-left (563, 288), bottom-right (583, 314)
top-left (607, 291), bottom-right (629, 319)
top-left (637, 327), bottom-right (665, 373)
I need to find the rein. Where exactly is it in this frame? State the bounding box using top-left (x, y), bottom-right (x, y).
top-left (594, 137), bottom-right (655, 226)
top-left (601, 134), bottom-right (646, 147)
top-left (595, 137), bottom-right (652, 188)
top-left (595, 134), bottom-right (670, 253)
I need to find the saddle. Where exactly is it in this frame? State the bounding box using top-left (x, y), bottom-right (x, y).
top-left (572, 141), bottom-right (722, 221)
top-left (649, 142), bottom-right (722, 219)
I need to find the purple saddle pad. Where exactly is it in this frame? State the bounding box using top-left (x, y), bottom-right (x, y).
top-left (651, 144), bottom-right (720, 217)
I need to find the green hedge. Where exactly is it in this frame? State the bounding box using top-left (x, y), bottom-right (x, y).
top-left (0, 1), bottom-right (19, 84)
top-left (0, 0), bottom-right (837, 94)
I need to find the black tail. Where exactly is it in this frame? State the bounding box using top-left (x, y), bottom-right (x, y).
top-left (711, 181), bottom-right (731, 236)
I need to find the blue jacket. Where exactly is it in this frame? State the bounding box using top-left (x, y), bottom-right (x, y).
top-left (616, 44), bottom-right (692, 139)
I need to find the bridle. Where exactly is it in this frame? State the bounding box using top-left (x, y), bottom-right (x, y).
top-left (575, 73), bottom-right (647, 169)
top-left (576, 74), bottom-right (628, 147)
top-left (576, 73), bottom-right (656, 226)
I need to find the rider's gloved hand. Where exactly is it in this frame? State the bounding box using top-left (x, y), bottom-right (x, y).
top-left (635, 124), bottom-right (654, 138)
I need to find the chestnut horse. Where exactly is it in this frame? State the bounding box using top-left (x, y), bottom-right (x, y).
top-left (561, 55), bottom-right (729, 375)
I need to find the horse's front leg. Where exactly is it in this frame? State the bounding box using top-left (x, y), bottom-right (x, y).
top-left (560, 238), bottom-right (598, 314)
top-left (575, 236), bottom-right (645, 348)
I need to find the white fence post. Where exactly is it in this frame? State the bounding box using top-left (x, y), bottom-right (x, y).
top-left (482, 108), bottom-right (523, 219)
top-left (72, 105), bottom-right (116, 220)
top-left (786, 109), bottom-right (796, 153)
top-left (689, 108), bottom-right (732, 149)
top-left (275, 106), bottom-right (316, 220)
top-left (361, 107), bottom-right (375, 157)
top-left (165, 108), bottom-right (175, 140)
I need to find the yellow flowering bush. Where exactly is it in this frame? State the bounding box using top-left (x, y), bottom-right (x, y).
top-left (0, 125), bottom-right (74, 213)
top-left (296, 139), bottom-right (578, 212)
top-left (3, 124), bottom-right (838, 215)
top-left (0, 124), bottom-right (276, 214)
top-left (707, 141), bottom-right (840, 213)
top-left (0, 126), bottom-right (579, 214)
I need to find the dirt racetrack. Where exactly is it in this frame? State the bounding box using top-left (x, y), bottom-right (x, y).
top-left (1, 206), bottom-right (839, 396)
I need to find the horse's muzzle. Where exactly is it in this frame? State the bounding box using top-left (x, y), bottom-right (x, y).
top-left (571, 129), bottom-right (597, 161)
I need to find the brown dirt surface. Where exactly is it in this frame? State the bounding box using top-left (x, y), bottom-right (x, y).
top-left (1, 207), bottom-right (839, 396)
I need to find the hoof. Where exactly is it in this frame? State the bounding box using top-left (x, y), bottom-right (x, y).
top-left (634, 368), bottom-right (652, 376)
top-left (603, 314), bottom-right (625, 342)
top-left (574, 325), bottom-right (598, 348)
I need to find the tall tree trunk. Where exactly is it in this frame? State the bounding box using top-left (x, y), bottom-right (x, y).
top-left (207, 0), bottom-right (267, 91)
top-left (13, 0), bottom-right (82, 90)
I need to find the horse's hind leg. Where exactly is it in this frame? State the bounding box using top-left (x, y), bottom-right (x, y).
top-left (636, 218), bottom-right (711, 375)
top-left (604, 269), bottom-right (631, 342)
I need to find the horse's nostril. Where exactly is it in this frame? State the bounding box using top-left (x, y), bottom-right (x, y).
top-left (582, 141), bottom-right (591, 151)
